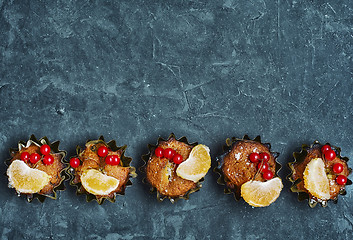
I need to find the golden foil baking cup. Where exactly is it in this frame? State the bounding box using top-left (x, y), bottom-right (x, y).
top-left (287, 141), bottom-right (352, 208)
top-left (5, 135), bottom-right (68, 203)
top-left (214, 135), bottom-right (281, 200)
top-left (67, 136), bottom-right (136, 204)
top-left (140, 133), bottom-right (203, 203)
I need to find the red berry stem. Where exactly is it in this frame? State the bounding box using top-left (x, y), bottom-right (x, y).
top-left (252, 159), bottom-right (264, 181)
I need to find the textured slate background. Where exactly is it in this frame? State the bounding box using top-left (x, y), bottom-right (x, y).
top-left (1, 0), bottom-right (353, 239)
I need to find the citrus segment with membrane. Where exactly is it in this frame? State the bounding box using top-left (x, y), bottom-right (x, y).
top-left (7, 160), bottom-right (50, 193)
top-left (241, 177), bottom-right (283, 207)
top-left (81, 169), bottom-right (119, 196)
top-left (176, 144), bottom-right (211, 182)
top-left (303, 157), bottom-right (330, 200)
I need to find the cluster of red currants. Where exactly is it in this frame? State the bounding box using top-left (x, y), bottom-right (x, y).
top-left (249, 152), bottom-right (273, 180)
top-left (155, 147), bottom-right (183, 164)
top-left (20, 144), bottom-right (54, 165)
top-left (70, 145), bottom-right (120, 168)
top-left (321, 145), bottom-right (347, 185)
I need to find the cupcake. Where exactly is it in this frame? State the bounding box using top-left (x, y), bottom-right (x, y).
top-left (68, 136), bottom-right (136, 204)
top-left (215, 135), bottom-right (283, 207)
top-left (5, 135), bottom-right (67, 202)
top-left (288, 141), bottom-right (352, 207)
top-left (142, 133), bottom-right (211, 203)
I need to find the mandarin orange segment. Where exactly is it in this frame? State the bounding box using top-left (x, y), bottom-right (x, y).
top-left (241, 177), bottom-right (283, 207)
top-left (303, 158), bottom-right (330, 200)
top-left (176, 144), bottom-right (211, 182)
top-left (81, 169), bottom-right (119, 196)
top-left (7, 160), bottom-right (50, 193)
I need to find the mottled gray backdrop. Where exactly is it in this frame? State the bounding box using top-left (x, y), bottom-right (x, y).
top-left (0, 0), bottom-right (353, 239)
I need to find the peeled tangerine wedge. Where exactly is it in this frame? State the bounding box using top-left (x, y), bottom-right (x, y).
top-left (7, 160), bottom-right (50, 193)
top-left (303, 157), bottom-right (330, 200)
top-left (81, 169), bottom-right (120, 196)
top-left (241, 177), bottom-right (283, 207)
top-left (176, 144), bottom-right (211, 182)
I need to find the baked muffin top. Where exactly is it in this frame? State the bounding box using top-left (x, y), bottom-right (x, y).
top-left (222, 140), bottom-right (277, 194)
top-left (146, 137), bottom-right (196, 198)
top-left (291, 144), bottom-right (350, 202)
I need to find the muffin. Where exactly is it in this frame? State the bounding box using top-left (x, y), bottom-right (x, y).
top-left (5, 135), bottom-right (67, 202)
top-left (142, 133), bottom-right (211, 203)
top-left (68, 136), bottom-right (136, 204)
top-left (215, 135), bottom-right (283, 207)
top-left (288, 141), bottom-right (352, 207)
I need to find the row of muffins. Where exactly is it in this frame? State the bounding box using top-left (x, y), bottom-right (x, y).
top-left (5, 134), bottom-right (352, 207)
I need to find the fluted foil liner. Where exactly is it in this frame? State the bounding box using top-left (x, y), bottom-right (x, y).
top-left (214, 135), bottom-right (281, 200)
top-left (67, 136), bottom-right (136, 204)
top-left (287, 141), bottom-right (352, 208)
top-left (140, 133), bottom-right (203, 203)
top-left (5, 135), bottom-right (68, 203)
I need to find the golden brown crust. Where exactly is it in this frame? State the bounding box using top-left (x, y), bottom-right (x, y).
top-left (36, 153), bottom-right (65, 195)
top-left (104, 164), bottom-right (130, 192)
top-left (222, 140), bottom-right (276, 194)
top-left (10, 144), bottom-right (65, 195)
top-left (146, 138), bottom-right (196, 198)
top-left (73, 141), bottom-right (130, 198)
top-left (291, 146), bottom-right (349, 200)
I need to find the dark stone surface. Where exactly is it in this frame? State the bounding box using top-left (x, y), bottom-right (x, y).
top-left (1, 0), bottom-right (353, 239)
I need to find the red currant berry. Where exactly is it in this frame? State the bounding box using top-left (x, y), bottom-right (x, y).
top-left (324, 149), bottom-right (336, 161)
top-left (40, 144), bottom-right (51, 155)
top-left (336, 175), bottom-right (347, 185)
top-left (257, 162), bottom-right (268, 172)
top-left (43, 154), bottom-right (54, 165)
top-left (257, 161), bottom-right (269, 172)
top-left (29, 153), bottom-right (41, 164)
top-left (70, 157), bottom-right (80, 168)
top-left (333, 163), bottom-right (344, 174)
top-left (105, 155), bottom-right (114, 165)
top-left (163, 148), bottom-right (175, 160)
top-left (20, 152), bottom-right (30, 162)
top-left (155, 147), bottom-right (164, 158)
top-left (249, 153), bottom-right (260, 163)
top-left (259, 152), bottom-right (270, 162)
top-left (262, 170), bottom-right (274, 180)
top-left (321, 145), bottom-right (331, 153)
top-left (97, 146), bottom-right (109, 157)
top-left (173, 154), bottom-right (183, 164)
top-left (111, 155), bottom-right (120, 165)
